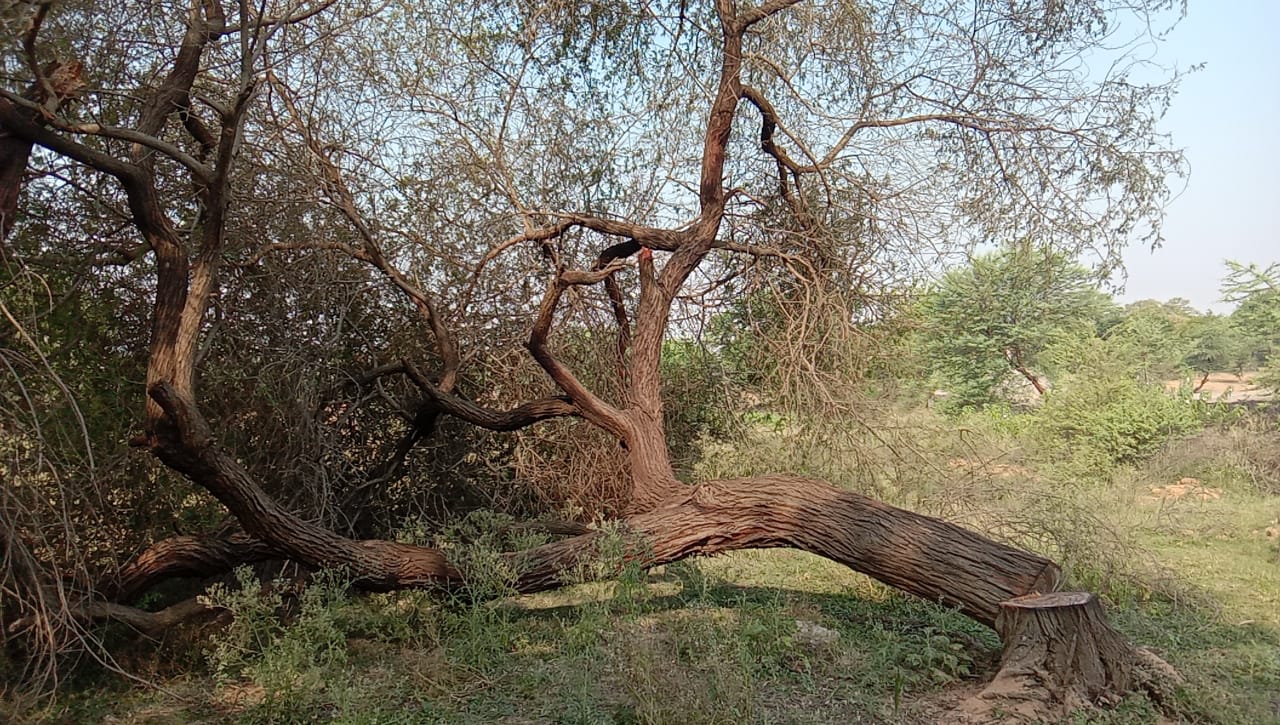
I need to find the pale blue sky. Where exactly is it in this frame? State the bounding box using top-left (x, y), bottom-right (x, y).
top-left (1118, 0), bottom-right (1280, 313)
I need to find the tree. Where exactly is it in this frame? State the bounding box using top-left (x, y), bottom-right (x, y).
top-left (1223, 261), bottom-right (1280, 374)
top-left (1182, 314), bottom-right (1250, 389)
top-left (918, 245), bottom-right (1106, 409)
top-left (1095, 298), bottom-right (1195, 378)
top-left (2, 0), bottom-right (1185, 714)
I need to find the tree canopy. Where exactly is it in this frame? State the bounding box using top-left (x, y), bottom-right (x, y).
top-left (1, 0), bottom-right (1189, 708)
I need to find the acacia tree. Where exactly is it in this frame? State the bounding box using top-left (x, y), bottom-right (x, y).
top-left (919, 246), bottom-right (1106, 408)
top-left (1224, 261), bottom-right (1280, 377)
top-left (1182, 314), bottom-right (1250, 389)
top-left (2, 0), bottom-right (1185, 714)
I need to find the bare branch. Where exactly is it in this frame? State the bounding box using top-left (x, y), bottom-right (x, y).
top-left (222, 0), bottom-right (343, 35)
top-left (0, 88), bottom-right (213, 182)
top-left (402, 362), bottom-right (580, 432)
top-left (268, 74), bottom-right (461, 390)
top-left (526, 270), bottom-right (631, 438)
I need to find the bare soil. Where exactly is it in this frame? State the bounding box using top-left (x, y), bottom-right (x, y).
top-left (1165, 371), bottom-right (1275, 403)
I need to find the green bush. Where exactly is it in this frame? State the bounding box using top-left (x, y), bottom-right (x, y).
top-left (201, 567), bottom-right (351, 710)
top-left (1029, 377), bottom-right (1209, 472)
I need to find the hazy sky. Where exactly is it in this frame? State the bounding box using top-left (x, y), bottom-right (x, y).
top-left (1118, 0), bottom-right (1280, 313)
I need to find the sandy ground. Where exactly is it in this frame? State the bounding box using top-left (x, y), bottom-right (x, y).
top-left (1164, 371), bottom-right (1275, 403)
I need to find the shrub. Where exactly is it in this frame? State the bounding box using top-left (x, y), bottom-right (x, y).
top-left (201, 567), bottom-right (351, 708)
top-left (1028, 377), bottom-right (1209, 473)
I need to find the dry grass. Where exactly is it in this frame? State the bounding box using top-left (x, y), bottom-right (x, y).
top-left (7, 410), bottom-right (1280, 724)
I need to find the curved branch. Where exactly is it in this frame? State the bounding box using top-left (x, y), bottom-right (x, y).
top-left (148, 381), bottom-right (461, 591)
top-left (525, 268), bottom-right (631, 438)
top-left (6, 595), bottom-right (216, 639)
top-left (222, 0), bottom-right (341, 34)
top-left (739, 85), bottom-right (818, 229)
top-left (566, 214), bottom-right (690, 250)
top-left (110, 534), bottom-right (280, 603)
top-left (131, 0), bottom-right (225, 169)
top-left (595, 240), bottom-right (638, 375)
top-left (402, 362), bottom-right (580, 432)
top-left (20, 3), bottom-right (59, 110)
top-left (0, 97), bottom-right (180, 255)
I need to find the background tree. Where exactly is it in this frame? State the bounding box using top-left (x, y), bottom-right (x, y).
top-left (917, 245), bottom-right (1106, 409)
top-left (1223, 261), bottom-right (1280, 377)
top-left (1181, 314), bottom-right (1251, 389)
top-left (1096, 298), bottom-right (1196, 379)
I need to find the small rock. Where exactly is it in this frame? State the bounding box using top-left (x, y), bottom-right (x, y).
top-left (794, 619), bottom-right (840, 648)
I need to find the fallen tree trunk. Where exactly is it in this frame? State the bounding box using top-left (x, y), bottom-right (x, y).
top-left (110, 534), bottom-right (280, 603)
top-left (513, 476), bottom-right (1061, 627)
top-left (144, 381), bottom-right (1059, 627)
top-left (43, 384), bottom-right (1166, 723)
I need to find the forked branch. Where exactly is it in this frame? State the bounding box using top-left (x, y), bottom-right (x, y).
top-left (526, 264), bottom-right (632, 438)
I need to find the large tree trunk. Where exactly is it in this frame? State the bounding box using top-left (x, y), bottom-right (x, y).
top-left (955, 592), bottom-right (1181, 722)
top-left (145, 382), bottom-right (1058, 627)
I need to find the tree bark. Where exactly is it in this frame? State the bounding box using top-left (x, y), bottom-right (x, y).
top-left (146, 379), bottom-right (1059, 628)
top-left (955, 592), bottom-right (1180, 722)
top-left (512, 476), bottom-right (1062, 627)
top-left (109, 534), bottom-right (281, 603)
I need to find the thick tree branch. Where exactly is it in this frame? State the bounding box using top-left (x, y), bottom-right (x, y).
top-left (110, 534), bottom-right (281, 603)
top-left (736, 0), bottom-right (806, 30)
top-left (526, 267), bottom-right (632, 438)
top-left (148, 381), bottom-right (462, 590)
top-left (131, 0), bottom-right (225, 168)
top-left (402, 361), bottom-right (581, 432)
top-left (0, 90), bottom-right (217, 183)
top-left (0, 97), bottom-right (183, 267)
top-left (6, 594), bottom-right (216, 639)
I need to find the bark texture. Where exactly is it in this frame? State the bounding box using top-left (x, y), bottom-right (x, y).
top-left (956, 592), bottom-right (1180, 722)
top-left (148, 379), bottom-right (1059, 628)
top-left (110, 534), bottom-right (281, 603)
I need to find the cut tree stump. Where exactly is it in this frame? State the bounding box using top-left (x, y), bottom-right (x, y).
top-left (955, 592), bottom-right (1181, 723)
